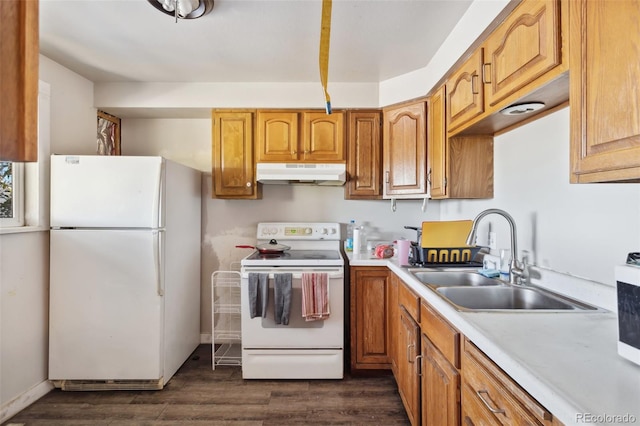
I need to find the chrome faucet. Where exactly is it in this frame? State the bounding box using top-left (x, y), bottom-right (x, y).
top-left (465, 208), bottom-right (526, 285)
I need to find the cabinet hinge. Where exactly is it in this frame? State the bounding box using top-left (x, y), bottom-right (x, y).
top-left (444, 177), bottom-right (448, 189)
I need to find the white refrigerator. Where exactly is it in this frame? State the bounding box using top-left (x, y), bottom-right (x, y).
top-left (48, 155), bottom-right (201, 390)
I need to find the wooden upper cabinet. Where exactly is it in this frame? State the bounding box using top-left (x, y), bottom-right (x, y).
top-left (256, 110), bottom-right (344, 163)
top-left (211, 111), bottom-right (259, 199)
top-left (345, 110), bottom-right (382, 199)
top-left (482, 0), bottom-right (562, 108)
top-left (383, 100), bottom-right (428, 198)
top-left (570, 0), bottom-right (640, 183)
top-left (446, 49), bottom-right (484, 134)
top-left (427, 87), bottom-right (447, 199)
top-left (0, 0), bottom-right (39, 162)
top-left (256, 111), bottom-right (299, 162)
top-left (301, 111), bottom-right (345, 162)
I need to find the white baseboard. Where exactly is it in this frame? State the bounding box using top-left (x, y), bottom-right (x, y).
top-left (0, 380), bottom-right (54, 424)
top-left (200, 333), bottom-right (212, 344)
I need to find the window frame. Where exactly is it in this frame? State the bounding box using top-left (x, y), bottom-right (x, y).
top-left (0, 161), bottom-right (25, 228)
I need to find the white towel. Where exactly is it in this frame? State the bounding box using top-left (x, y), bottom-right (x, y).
top-left (301, 273), bottom-right (330, 321)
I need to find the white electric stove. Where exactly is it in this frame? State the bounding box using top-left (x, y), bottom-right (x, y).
top-left (240, 222), bottom-right (345, 379)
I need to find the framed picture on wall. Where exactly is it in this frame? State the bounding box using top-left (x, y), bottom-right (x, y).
top-left (97, 110), bottom-right (121, 155)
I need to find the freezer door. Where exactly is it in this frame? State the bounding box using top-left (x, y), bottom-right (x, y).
top-left (50, 155), bottom-right (164, 228)
top-left (49, 229), bottom-right (164, 381)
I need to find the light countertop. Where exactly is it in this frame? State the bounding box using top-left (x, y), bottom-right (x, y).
top-left (347, 253), bottom-right (640, 426)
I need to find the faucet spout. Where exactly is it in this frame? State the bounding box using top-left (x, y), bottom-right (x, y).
top-left (466, 208), bottom-right (525, 285)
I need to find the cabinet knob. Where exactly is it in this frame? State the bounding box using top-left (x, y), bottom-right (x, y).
top-left (246, 182), bottom-right (252, 187)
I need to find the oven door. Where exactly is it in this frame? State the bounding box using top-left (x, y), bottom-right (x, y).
top-left (240, 267), bottom-right (344, 348)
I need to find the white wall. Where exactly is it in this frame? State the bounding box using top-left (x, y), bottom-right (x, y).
top-left (440, 107), bottom-right (640, 287)
top-left (0, 57), bottom-right (95, 423)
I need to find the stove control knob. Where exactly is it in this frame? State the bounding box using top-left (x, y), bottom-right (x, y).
top-left (320, 228), bottom-right (328, 235)
top-left (305, 227), bottom-right (313, 235)
top-left (329, 227), bottom-right (337, 234)
top-left (269, 227), bottom-right (278, 235)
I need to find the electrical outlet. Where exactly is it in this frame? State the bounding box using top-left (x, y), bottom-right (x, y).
top-left (488, 232), bottom-right (497, 250)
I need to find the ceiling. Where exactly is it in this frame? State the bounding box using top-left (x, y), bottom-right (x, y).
top-left (39, 0), bottom-right (473, 84)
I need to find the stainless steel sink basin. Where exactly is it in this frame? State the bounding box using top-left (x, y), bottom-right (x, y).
top-left (436, 286), bottom-right (599, 311)
top-left (410, 270), bottom-right (503, 287)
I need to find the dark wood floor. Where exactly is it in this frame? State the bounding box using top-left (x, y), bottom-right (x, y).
top-left (3, 345), bottom-right (410, 425)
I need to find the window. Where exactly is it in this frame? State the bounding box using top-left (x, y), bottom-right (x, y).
top-left (0, 161), bottom-right (25, 227)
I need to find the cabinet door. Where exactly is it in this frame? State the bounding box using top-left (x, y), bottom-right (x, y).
top-left (350, 267), bottom-right (391, 371)
top-left (483, 0), bottom-right (562, 108)
top-left (346, 111), bottom-right (382, 199)
top-left (212, 111), bottom-right (258, 198)
top-left (422, 335), bottom-right (460, 426)
top-left (570, 0), bottom-right (640, 183)
top-left (446, 49), bottom-right (484, 133)
top-left (256, 111), bottom-right (299, 162)
top-left (427, 86), bottom-right (447, 199)
top-left (383, 101), bottom-right (427, 197)
top-left (301, 111), bottom-right (345, 162)
top-left (0, 0), bottom-right (38, 162)
top-left (398, 306), bottom-right (421, 426)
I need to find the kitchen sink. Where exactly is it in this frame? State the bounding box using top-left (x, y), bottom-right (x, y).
top-left (435, 286), bottom-right (600, 311)
top-left (409, 270), bottom-right (503, 287)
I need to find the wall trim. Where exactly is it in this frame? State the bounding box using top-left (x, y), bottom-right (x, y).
top-left (0, 380), bottom-right (53, 424)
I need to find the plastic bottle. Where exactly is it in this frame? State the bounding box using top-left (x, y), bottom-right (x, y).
top-left (353, 225), bottom-right (362, 254)
top-left (346, 219), bottom-right (356, 252)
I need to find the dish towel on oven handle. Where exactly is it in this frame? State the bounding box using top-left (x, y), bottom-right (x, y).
top-left (301, 272), bottom-right (330, 321)
top-left (274, 273), bottom-right (292, 325)
top-left (248, 273), bottom-right (269, 319)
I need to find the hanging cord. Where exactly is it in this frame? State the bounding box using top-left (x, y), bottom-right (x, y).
top-left (319, 0), bottom-right (332, 114)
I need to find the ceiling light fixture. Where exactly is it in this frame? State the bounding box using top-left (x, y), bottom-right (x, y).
top-left (147, 0), bottom-right (214, 22)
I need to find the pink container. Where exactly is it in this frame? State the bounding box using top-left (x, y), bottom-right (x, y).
top-left (396, 239), bottom-right (411, 266)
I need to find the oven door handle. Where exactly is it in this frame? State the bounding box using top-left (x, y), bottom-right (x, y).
top-left (241, 271), bottom-right (344, 280)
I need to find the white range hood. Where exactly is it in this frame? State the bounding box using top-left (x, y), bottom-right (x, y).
top-left (256, 163), bottom-right (346, 186)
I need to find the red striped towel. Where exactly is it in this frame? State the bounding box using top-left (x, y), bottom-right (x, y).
top-left (301, 273), bottom-right (330, 321)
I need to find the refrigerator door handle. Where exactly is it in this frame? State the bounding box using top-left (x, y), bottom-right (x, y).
top-left (156, 160), bottom-right (165, 229)
top-left (154, 231), bottom-right (164, 296)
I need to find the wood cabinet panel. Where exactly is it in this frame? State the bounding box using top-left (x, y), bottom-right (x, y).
top-left (427, 86), bottom-right (447, 199)
top-left (398, 306), bottom-right (421, 426)
top-left (398, 280), bottom-right (420, 322)
top-left (383, 100), bottom-right (428, 197)
top-left (346, 111), bottom-right (382, 199)
top-left (570, 0), bottom-right (640, 183)
top-left (447, 135), bottom-right (494, 199)
top-left (446, 49), bottom-right (484, 134)
top-left (483, 0), bottom-right (562, 108)
top-left (462, 339), bottom-right (552, 425)
top-left (211, 111), bottom-right (259, 199)
top-left (350, 267), bottom-right (391, 371)
top-left (420, 300), bottom-right (460, 369)
top-left (389, 273), bottom-right (400, 378)
top-left (255, 111), bottom-right (298, 162)
top-left (0, 0), bottom-right (38, 162)
top-left (422, 334), bottom-right (460, 426)
top-left (301, 111), bottom-right (345, 162)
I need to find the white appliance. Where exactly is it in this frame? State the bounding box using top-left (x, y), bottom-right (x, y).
top-left (240, 222), bottom-right (344, 379)
top-left (48, 155), bottom-right (201, 390)
top-left (616, 261), bottom-right (640, 366)
top-left (256, 163), bottom-right (346, 186)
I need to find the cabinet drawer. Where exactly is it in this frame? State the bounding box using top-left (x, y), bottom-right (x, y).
top-left (398, 281), bottom-right (420, 322)
top-left (420, 300), bottom-right (460, 368)
top-left (462, 339), bottom-right (552, 425)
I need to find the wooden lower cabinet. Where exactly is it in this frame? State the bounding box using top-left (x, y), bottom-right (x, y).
top-left (386, 276), bottom-right (563, 426)
top-left (422, 334), bottom-right (460, 426)
top-left (462, 338), bottom-right (557, 426)
top-left (350, 267), bottom-right (391, 371)
top-left (397, 305), bottom-right (421, 425)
